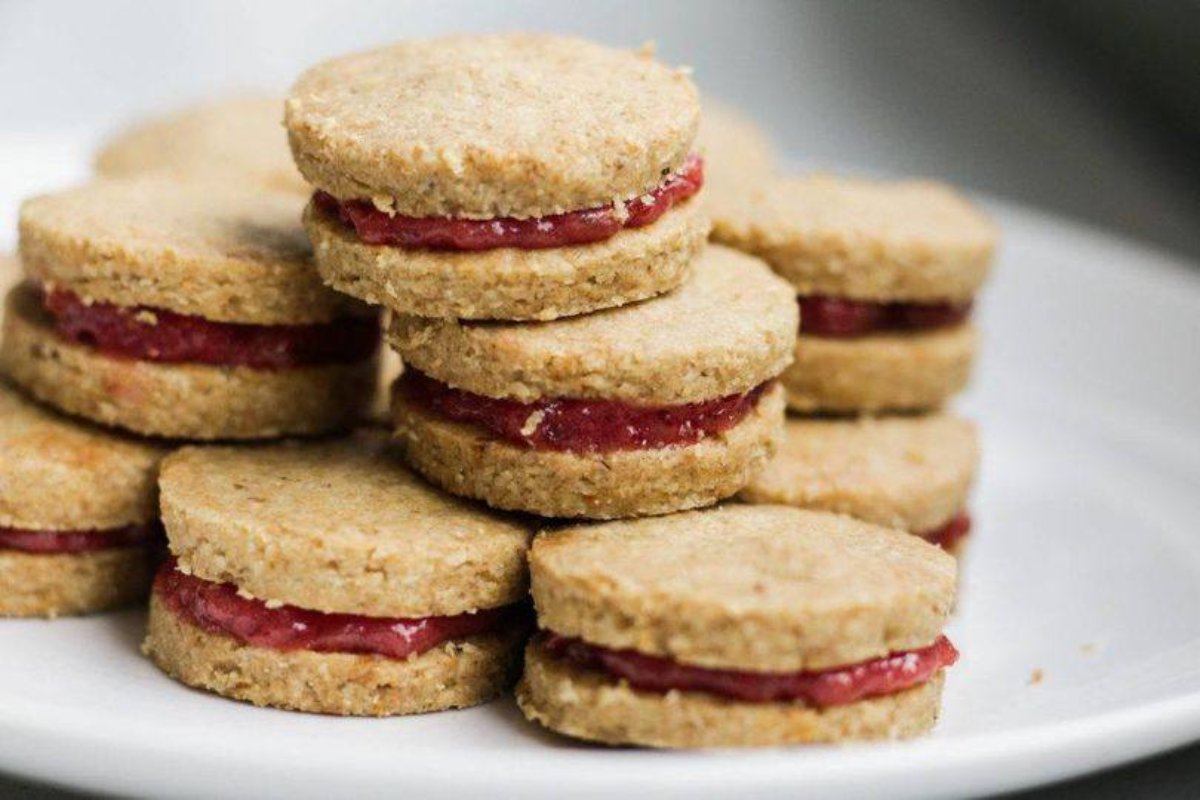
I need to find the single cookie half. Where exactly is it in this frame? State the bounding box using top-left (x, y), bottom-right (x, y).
top-left (740, 413), bottom-right (979, 553)
top-left (94, 96), bottom-right (307, 195)
top-left (288, 34), bottom-right (706, 319)
top-left (0, 382), bottom-right (167, 617)
top-left (8, 177), bottom-right (380, 438)
top-left (145, 430), bottom-right (533, 715)
top-left (517, 505), bottom-right (958, 747)
top-left (389, 246), bottom-right (796, 518)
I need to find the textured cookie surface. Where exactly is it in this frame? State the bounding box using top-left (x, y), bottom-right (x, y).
top-left (0, 549), bottom-right (153, 618)
top-left (783, 325), bottom-right (976, 413)
top-left (711, 174), bottom-right (996, 301)
top-left (0, 382), bottom-right (166, 530)
top-left (20, 176), bottom-right (359, 324)
top-left (307, 197), bottom-right (707, 320)
top-left (286, 34), bottom-right (699, 218)
top-left (160, 430), bottom-right (533, 616)
top-left (94, 96), bottom-right (308, 195)
top-left (517, 642), bottom-right (943, 747)
top-left (0, 253), bottom-right (18, 326)
top-left (389, 245), bottom-right (797, 403)
top-left (2, 287), bottom-right (376, 440)
top-left (145, 595), bottom-right (521, 716)
top-left (530, 505), bottom-right (956, 671)
top-left (394, 383), bottom-right (784, 520)
top-left (741, 413), bottom-right (979, 533)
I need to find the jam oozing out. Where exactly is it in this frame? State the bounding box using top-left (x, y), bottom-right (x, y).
top-left (799, 296), bottom-right (972, 337)
top-left (154, 559), bottom-right (518, 659)
top-left (541, 632), bottom-right (958, 707)
top-left (0, 522), bottom-right (158, 554)
top-left (401, 369), bottom-right (769, 453)
top-left (922, 512), bottom-right (971, 552)
top-left (315, 154), bottom-right (704, 251)
top-left (42, 287), bottom-right (379, 370)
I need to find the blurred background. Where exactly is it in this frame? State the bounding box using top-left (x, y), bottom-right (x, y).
top-left (0, 0), bottom-right (1197, 260)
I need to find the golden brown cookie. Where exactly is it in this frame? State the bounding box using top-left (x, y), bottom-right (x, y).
top-left (1, 286), bottom-right (377, 440)
top-left (740, 413), bottom-right (979, 534)
top-left (0, 381), bottom-right (166, 618)
top-left (782, 325), bottom-right (977, 414)
top-left (518, 505), bottom-right (958, 747)
top-left (286, 34), bottom-right (699, 219)
top-left (158, 430), bottom-right (533, 616)
top-left (388, 245), bottom-right (797, 404)
top-left (94, 96), bottom-right (307, 195)
top-left (711, 174), bottom-right (996, 302)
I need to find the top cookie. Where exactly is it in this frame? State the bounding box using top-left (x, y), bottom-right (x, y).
top-left (740, 413), bottom-right (979, 533)
top-left (530, 505), bottom-right (956, 671)
top-left (711, 174), bottom-right (997, 302)
top-left (0, 382), bottom-right (167, 531)
top-left (158, 430), bottom-right (533, 617)
top-left (388, 244), bottom-right (797, 404)
top-left (94, 96), bottom-right (308, 195)
top-left (286, 34), bottom-right (699, 219)
top-left (19, 176), bottom-right (360, 324)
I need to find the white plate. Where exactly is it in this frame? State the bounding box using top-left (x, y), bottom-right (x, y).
top-left (1, 147), bottom-right (1199, 798)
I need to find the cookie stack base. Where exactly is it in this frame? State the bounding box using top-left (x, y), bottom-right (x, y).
top-left (516, 642), bottom-right (944, 748)
top-left (143, 596), bottom-right (523, 716)
top-left (0, 549), bottom-right (152, 618)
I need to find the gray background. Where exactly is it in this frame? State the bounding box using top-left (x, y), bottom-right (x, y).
top-left (0, 1), bottom-right (1197, 797)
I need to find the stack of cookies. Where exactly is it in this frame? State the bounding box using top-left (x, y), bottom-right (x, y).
top-left (713, 174), bottom-right (996, 554)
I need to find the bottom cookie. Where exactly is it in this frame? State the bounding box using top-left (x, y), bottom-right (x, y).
top-left (144, 594), bottom-right (524, 716)
top-left (0, 548), bottom-right (153, 618)
top-left (516, 641), bottom-right (944, 748)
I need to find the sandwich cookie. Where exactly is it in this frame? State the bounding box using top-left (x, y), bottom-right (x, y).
top-left (712, 175), bottom-right (996, 413)
top-left (94, 96), bottom-right (308, 195)
top-left (517, 505), bottom-right (959, 747)
top-left (0, 383), bottom-right (167, 617)
top-left (144, 431), bottom-right (533, 716)
top-left (3, 176), bottom-right (380, 439)
top-left (288, 34), bottom-right (708, 320)
top-left (741, 413), bottom-right (978, 555)
top-left (390, 245), bottom-right (796, 519)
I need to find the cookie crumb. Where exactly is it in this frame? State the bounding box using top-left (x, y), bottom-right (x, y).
top-left (1028, 668), bottom-right (1044, 686)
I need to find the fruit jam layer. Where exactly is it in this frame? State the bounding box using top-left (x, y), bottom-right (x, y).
top-left (402, 369), bottom-right (769, 453)
top-left (923, 512), bottom-right (971, 552)
top-left (541, 632), bottom-right (958, 707)
top-left (154, 559), bottom-right (519, 660)
top-left (315, 154), bottom-right (704, 251)
top-left (42, 287), bottom-right (379, 370)
top-left (799, 295), bottom-right (972, 337)
top-left (0, 522), bottom-right (158, 554)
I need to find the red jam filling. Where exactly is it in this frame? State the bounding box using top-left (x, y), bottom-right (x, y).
top-left (799, 295), bottom-right (972, 337)
top-left (541, 632), bottom-right (958, 707)
top-left (923, 512), bottom-right (972, 551)
top-left (154, 559), bottom-right (519, 659)
top-left (0, 522), bottom-right (157, 554)
top-left (401, 368), bottom-right (769, 453)
top-left (314, 154), bottom-right (704, 251)
top-left (41, 287), bottom-right (379, 370)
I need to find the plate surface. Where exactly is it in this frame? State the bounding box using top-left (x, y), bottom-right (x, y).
top-left (1, 141), bottom-right (1199, 799)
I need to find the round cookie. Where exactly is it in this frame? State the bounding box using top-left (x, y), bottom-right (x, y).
top-left (305, 193), bottom-right (708, 321)
top-left (711, 174), bottom-right (996, 302)
top-left (2, 286), bottom-right (376, 440)
top-left (388, 245), bottom-right (797, 404)
top-left (19, 176), bottom-right (356, 324)
top-left (783, 325), bottom-right (977, 414)
top-left (144, 430), bottom-right (534, 716)
top-left (157, 431), bottom-right (532, 616)
top-left (94, 96), bottom-right (308, 195)
top-left (740, 413), bottom-right (979, 534)
top-left (0, 382), bottom-right (167, 618)
top-left (518, 505), bottom-right (958, 747)
top-left (286, 34), bottom-right (700, 219)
